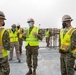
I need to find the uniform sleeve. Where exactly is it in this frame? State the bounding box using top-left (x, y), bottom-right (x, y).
top-left (59, 31), bottom-right (61, 47)
top-left (37, 29), bottom-right (43, 40)
top-left (17, 32), bottom-right (19, 37)
top-left (59, 31), bottom-right (62, 53)
top-left (22, 28), bottom-right (24, 33)
top-left (69, 31), bottom-right (76, 51)
top-left (2, 30), bottom-right (10, 50)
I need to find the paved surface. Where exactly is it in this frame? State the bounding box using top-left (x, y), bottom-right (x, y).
top-left (8, 39), bottom-right (76, 75)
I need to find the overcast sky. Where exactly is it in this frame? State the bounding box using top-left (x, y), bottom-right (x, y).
top-left (0, 0), bottom-right (76, 29)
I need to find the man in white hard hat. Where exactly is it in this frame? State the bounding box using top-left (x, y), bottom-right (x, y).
top-left (0, 11), bottom-right (10, 75)
top-left (23, 18), bottom-right (42, 75)
top-left (59, 15), bottom-right (76, 75)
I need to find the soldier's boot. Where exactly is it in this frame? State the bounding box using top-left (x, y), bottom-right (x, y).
top-left (74, 66), bottom-right (76, 70)
top-left (74, 64), bottom-right (76, 70)
top-left (17, 58), bottom-right (21, 63)
top-left (9, 58), bottom-right (12, 61)
top-left (32, 69), bottom-right (36, 75)
top-left (74, 67), bottom-right (76, 70)
top-left (26, 68), bottom-right (32, 75)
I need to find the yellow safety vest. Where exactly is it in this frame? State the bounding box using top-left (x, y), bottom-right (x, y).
top-left (9, 30), bottom-right (18, 42)
top-left (60, 27), bottom-right (76, 53)
top-left (0, 28), bottom-right (8, 58)
top-left (26, 26), bottom-right (39, 46)
top-left (45, 30), bottom-right (50, 37)
top-left (17, 28), bottom-right (23, 38)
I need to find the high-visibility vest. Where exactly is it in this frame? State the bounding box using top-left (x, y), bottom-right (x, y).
top-left (45, 30), bottom-right (50, 37)
top-left (26, 26), bottom-right (39, 46)
top-left (9, 30), bottom-right (18, 42)
top-left (0, 28), bottom-right (8, 58)
top-left (60, 26), bottom-right (76, 53)
top-left (17, 28), bottom-right (23, 38)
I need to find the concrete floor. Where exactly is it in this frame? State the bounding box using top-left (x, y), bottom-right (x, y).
top-left (8, 39), bottom-right (76, 75)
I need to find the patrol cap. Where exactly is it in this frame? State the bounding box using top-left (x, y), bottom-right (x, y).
top-left (11, 24), bottom-right (16, 28)
top-left (62, 15), bottom-right (73, 22)
top-left (27, 18), bottom-right (34, 23)
top-left (0, 11), bottom-right (6, 20)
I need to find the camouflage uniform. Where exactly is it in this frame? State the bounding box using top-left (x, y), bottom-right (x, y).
top-left (45, 29), bottom-right (51, 47)
top-left (19, 38), bottom-right (23, 54)
top-left (25, 18), bottom-right (42, 75)
top-left (59, 26), bottom-right (76, 75)
top-left (26, 46), bottom-right (39, 69)
top-left (18, 28), bottom-right (24, 55)
top-left (9, 28), bottom-right (21, 62)
top-left (10, 42), bottom-right (20, 59)
top-left (25, 28), bottom-right (42, 69)
top-left (0, 29), bottom-right (10, 75)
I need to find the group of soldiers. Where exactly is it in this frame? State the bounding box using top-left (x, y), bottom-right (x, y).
top-left (0, 10), bottom-right (76, 75)
top-left (0, 10), bottom-right (42, 75)
top-left (0, 10), bottom-right (24, 75)
top-left (8, 24), bottom-right (24, 62)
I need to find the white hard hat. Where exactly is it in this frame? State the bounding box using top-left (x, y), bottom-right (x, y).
top-left (0, 11), bottom-right (6, 20)
top-left (62, 15), bottom-right (73, 22)
top-left (27, 18), bottom-right (34, 23)
top-left (17, 23), bottom-right (20, 27)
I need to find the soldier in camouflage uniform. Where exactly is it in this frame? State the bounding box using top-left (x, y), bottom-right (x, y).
top-left (23, 18), bottom-right (42, 75)
top-left (45, 28), bottom-right (51, 47)
top-left (0, 11), bottom-right (10, 75)
top-left (9, 24), bottom-right (21, 63)
top-left (17, 24), bottom-right (24, 55)
top-left (59, 15), bottom-right (76, 75)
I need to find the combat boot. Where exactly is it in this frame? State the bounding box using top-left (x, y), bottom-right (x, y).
top-left (9, 58), bottom-right (12, 61)
top-left (74, 67), bottom-right (76, 70)
top-left (74, 66), bottom-right (76, 70)
top-left (32, 69), bottom-right (36, 75)
top-left (26, 68), bottom-right (32, 75)
top-left (74, 64), bottom-right (76, 70)
top-left (17, 58), bottom-right (21, 63)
